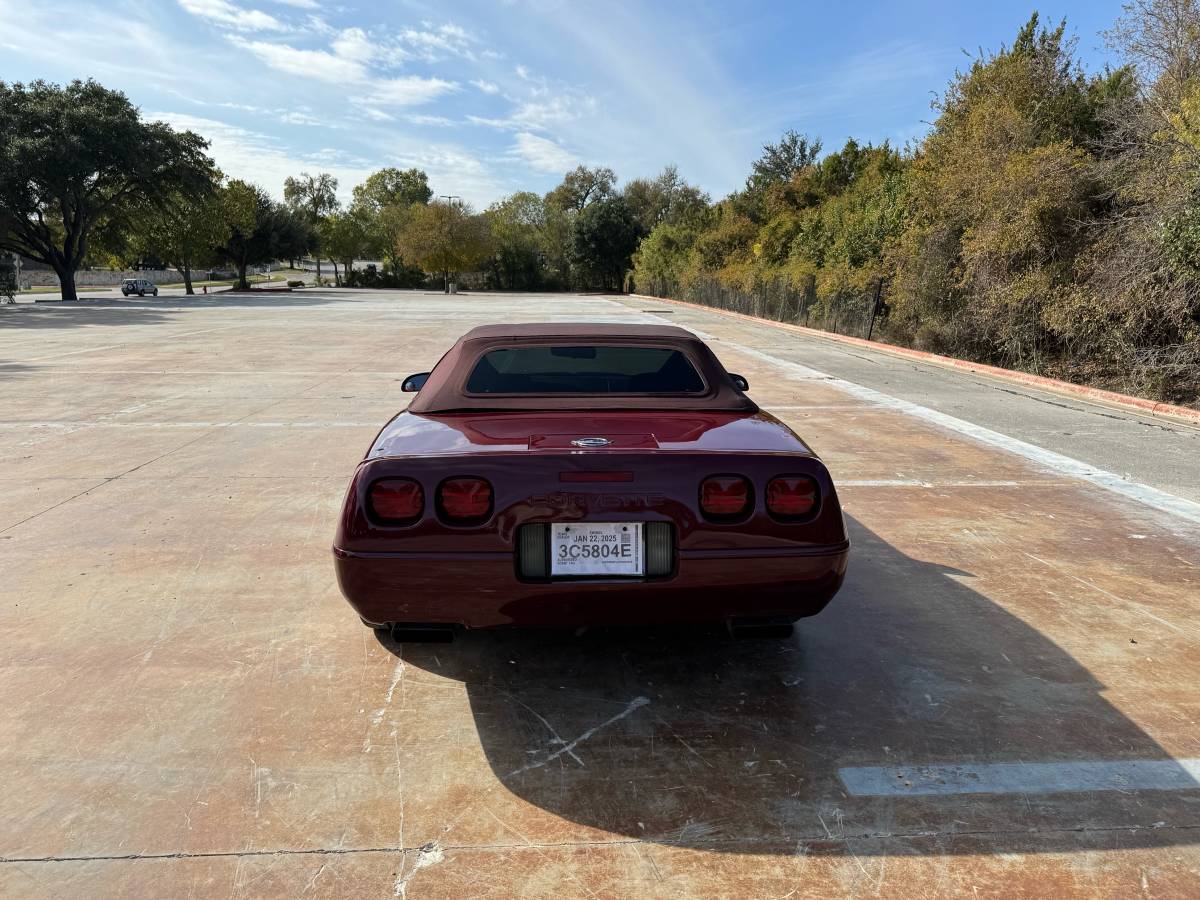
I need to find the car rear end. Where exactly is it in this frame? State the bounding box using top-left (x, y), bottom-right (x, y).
top-left (333, 439), bottom-right (849, 633)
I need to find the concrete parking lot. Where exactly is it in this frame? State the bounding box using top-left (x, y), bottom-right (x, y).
top-left (2, 290), bottom-right (1198, 898)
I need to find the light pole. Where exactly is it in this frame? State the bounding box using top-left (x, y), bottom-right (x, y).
top-left (438, 195), bottom-right (461, 293)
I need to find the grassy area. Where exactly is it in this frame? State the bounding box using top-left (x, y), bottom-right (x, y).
top-left (18, 269), bottom-right (311, 295)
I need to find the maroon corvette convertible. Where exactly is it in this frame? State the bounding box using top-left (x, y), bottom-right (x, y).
top-left (333, 324), bottom-right (849, 640)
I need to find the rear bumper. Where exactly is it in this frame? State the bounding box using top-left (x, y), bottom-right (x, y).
top-left (333, 544), bottom-right (849, 628)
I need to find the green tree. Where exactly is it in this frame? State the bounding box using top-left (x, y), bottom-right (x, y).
top-left (738, 130), bottom-right (822, 221)
top-left (631, 222), bottom-right (701, 295)
top-left (1078, 0), bottom-right (1200, 397)
top-left (485, 191), bottom-right (546, 289)
top-left (397, 200), bottom-right (494, 290)
top-left (570, 195), bottom-right (640, 291)
top-left (890, 14), bottom-right (1113, 367)
top-left (546, 165), bottom-right (616, 212)
top-left (538, 165), bottom-right (620, 288)
top-left (284, 171), bottom-right (338, 282)
top-left (351, 167), bottom-right (432, 212)
top-left (134, 179), bottom-right (254, 294)
top-left (214, 181), bottom-right (313, 290)
top-left (350, 168), bottom-right (432, 277)
top-left (622, 165), bottom-right (711, 234)
top-left (0, 79), bottom-right (214, 301)
top-left (321, 210), bottom-right (370, 285)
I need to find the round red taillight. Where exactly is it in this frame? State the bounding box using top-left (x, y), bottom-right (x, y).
top-left (699, 475), bottom-right (751, 519)
top-left (438, 477), bottom-right (493, 522)
top-left (369, 478), bottom-right (424, 523)
top-left (766, 475), bottom-right (819, 519)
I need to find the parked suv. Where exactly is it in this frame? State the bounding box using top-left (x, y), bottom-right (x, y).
top-left (121, 278), bottom-right (158, 297)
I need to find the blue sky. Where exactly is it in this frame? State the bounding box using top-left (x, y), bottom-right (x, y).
top-left (1, 0), bottom-right (1128, 207)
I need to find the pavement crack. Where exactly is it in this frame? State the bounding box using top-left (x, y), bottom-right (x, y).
top-left (506, 695), bottom-right (650, 777)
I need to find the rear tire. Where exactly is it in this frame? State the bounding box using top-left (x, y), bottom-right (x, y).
top-left (138, 290), bottom-right (145, 297)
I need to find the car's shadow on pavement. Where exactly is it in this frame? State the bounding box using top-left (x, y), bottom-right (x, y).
top-left (376, 516), bottom-right (1199, 856)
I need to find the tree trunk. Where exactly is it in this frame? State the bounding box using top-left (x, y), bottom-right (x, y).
top-left (53, 262), bottom-right (78, 302)
top-left (183, 264), bottom-right (194, 296)
top-left (236, 261), bottom-right (249, 291)
top-left (444, 269), bottom-right (450, 293)
top-left (316, 258), bottom-right (322, 282)
top-left (332, 260), bottom-right (341, 286)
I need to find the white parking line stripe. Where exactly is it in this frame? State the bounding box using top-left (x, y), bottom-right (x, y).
top-left (837, 479), bottom-right (1027, 488)
top-left (19, 344), bottom-right (124, 362)
top-left (765, 405), bottom-right (873, 411)
top-left (839, 759), bottom-right (1200, 796)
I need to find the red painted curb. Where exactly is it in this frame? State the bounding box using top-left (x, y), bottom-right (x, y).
top-left (631, 294), bottom-right (1200, 426)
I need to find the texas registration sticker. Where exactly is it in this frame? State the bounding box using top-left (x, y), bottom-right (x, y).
top-left (550, 522), bottom-right (644, 576)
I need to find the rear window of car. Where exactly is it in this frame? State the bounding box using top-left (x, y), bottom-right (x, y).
top-left (466, 345), bottom-right (706, 394)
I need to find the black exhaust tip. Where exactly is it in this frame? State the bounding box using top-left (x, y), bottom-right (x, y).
top-left (390, 624), bottom-right (456, 643)
top-left (727, 618), bottom-right (795, 640)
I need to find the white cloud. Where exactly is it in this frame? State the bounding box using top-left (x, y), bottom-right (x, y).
top-left (385, 143), bottom-right (504, 206)
top-left (359, 107), bottom-right (395, 122)
top-left (510, 132), bottom-right (576, 174)
top-left (398, 22), bottom-right (477, 61)
top-left (177, 0), bottom-right (287, 32)
top-left (330, 26), bottom-right (375, 61)
top-left (359, 76), bottom-right (458, 108)
top-left (279, 110), bottom-right (330, 126)
top-left (303, 14), bottom-right (334, 35)
top-left (512, 95), bottom-right (588, 129)
top-left (469, 92), bottom-right (592, 132)
top-left (270, 0), bottom-right (318, 7)
top-left (227, 26), bottom-right (456, 109)
top-left (230, 36), bottom-right (368, 82)
top-left (406, 114), bottom-right (456, 126)
top-left (471, 79), bottom-right (500, 95)
top-left (149, 112), bottom-right (373, 200)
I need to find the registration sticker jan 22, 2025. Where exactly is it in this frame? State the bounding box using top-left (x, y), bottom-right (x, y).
top-left (550, 522), bottom-right (644, 576)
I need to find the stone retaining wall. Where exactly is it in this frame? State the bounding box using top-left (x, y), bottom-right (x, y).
top-left (21, 268), bottom-right (181, 287)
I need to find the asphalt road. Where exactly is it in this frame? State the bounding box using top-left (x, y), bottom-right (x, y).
top-left (2, 290), bottom-right (1198, 898)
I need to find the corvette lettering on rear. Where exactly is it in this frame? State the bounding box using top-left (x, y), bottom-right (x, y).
top-left (530, 491), bottom-right (667, 509)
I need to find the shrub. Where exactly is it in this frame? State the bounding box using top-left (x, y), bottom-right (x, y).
top-left (287, 280), bottom-right (305, 288)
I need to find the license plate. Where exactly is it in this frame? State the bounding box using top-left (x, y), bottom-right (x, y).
top-left (551, 522), bottom-right (643, 577)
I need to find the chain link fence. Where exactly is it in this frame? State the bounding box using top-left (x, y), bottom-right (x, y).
top-left (637, 275), bottom-right (887, 341)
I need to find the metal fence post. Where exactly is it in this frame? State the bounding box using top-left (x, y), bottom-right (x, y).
top-left (866, 278), bottom-right (885, 341)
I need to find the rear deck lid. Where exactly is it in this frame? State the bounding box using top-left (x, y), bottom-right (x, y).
top-left (368, 411), bottom-right (814, 458)
top-left (528, 433), bottom-right (660, 450)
